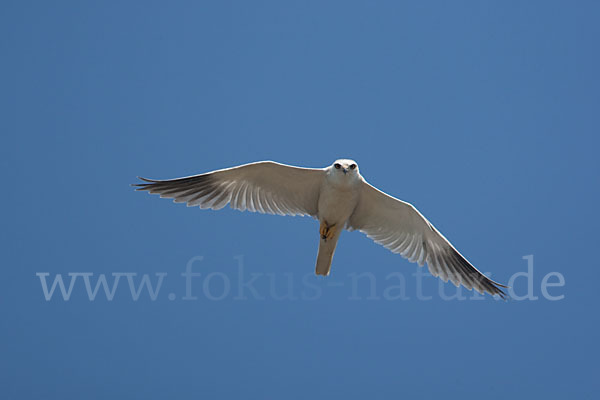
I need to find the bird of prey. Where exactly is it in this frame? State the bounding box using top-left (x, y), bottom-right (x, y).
top-left (134, 159), bottom-right (507, 298)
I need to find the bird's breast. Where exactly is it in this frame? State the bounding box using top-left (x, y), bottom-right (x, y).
top-left (317, 184), bottom-right (359, 227)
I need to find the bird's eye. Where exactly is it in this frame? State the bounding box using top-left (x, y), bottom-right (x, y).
top-left (334, 163), bottom-right (341, 169)
top-left (350, 164), bottom-right (356, 170)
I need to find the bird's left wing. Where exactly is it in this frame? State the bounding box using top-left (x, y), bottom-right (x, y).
top-left (348, 180), bottom-right (507, 298)
top-left (134, 161), bottom-right (325, 217)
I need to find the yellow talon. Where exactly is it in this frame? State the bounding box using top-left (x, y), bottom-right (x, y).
top-left (319, 221), bottom-right (327, 237)
top-left (319, 220), bottom-right (336, 241)
top-left (326, 229), bottom-right (335, 240)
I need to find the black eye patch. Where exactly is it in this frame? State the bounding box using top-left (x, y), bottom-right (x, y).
top-left (350, 164), bottom-right (356, 170)
top-left (334, 163), bottom-right (341, 169)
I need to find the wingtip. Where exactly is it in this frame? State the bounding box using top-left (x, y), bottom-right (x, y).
top-left (490, 279), bottom-right (510, 289)
top-left (488, 277), bottom-right (510, 300)
top-left (132, 176), bottom-right (160, 190)
top-left (137, 176), bottom-right (159, 183)
top-left (492, 284), bottom-right (509, 301)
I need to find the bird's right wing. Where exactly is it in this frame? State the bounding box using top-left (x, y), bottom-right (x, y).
top-left (348, 180), bottom-right (507, 298)
top-left (134, 161), bottom-right (325, 217)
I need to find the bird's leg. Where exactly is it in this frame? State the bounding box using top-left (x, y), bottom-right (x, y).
top-left (319, 220), bottom-right (337, 241)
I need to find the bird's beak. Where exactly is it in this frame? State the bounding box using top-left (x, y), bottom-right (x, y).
top-left (343, 168), bottom-right (348, 174)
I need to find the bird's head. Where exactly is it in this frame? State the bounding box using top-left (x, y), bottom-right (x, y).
top-left (327, 159), bottom-right (360, 185)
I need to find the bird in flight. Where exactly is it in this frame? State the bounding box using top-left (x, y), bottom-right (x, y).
top-left (134, 159), bottom-right (507, 298)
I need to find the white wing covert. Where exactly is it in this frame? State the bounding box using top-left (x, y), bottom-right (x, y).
top-left (348, 180), bottom-right (506, 298)
top-left (134, 161), bottom-right (325, 217)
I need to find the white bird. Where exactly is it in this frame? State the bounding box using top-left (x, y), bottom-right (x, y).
top-left (134, 159), bottom-right (507, 298)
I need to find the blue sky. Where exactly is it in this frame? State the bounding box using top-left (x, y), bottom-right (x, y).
top-left (2, 1), bottom-right (599, 399)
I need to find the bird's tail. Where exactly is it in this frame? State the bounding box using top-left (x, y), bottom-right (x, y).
top-left (315, 232), bottom-right (341, 276)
